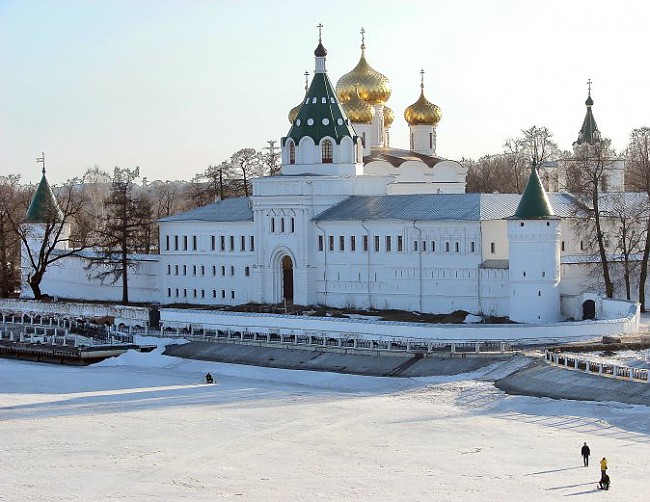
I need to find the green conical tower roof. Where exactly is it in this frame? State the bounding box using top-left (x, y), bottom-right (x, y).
top-left (285, 38), bottom-right (356, 146)
top-left (25, 169), bottom-right (63, 223)
top-left (514, 165), bottom-right (554, 219)
top-left (575, 86), bottom-right (600, 145)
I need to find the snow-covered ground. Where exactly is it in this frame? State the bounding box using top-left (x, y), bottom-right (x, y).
top-left (1, 337), bottom-right (648, 501)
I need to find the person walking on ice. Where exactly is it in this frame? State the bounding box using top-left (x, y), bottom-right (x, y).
top-left (581, 442), bottom-right (590, 466)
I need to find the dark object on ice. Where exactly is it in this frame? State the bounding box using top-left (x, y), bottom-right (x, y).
top-left (602, 335), bottom-right (621, 344)
top-left (205, 372), bottom-right (214, 384)
top-left (598, 473), bottom-right (610, 490)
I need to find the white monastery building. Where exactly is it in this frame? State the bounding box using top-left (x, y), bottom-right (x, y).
top-left (21, 31), bottom-right (643, 324)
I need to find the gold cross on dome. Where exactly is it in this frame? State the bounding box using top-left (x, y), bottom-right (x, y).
top-left (420, 69), bottom-right (425, 88)
top-left (360, 27), bottom-right (365, 47)
top-left (317, 23), bottom-right (323, 42)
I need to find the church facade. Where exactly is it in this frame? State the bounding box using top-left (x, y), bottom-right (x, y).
top-left (22, 32), bottom-right (641, 324)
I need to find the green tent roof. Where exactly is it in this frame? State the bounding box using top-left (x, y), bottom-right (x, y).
top-left (25, 172), bottom-right (63, 223)
top-left (285, 71), bottom-right (356, 145)
top-left (575, 93), bottom-right (599, 145)
top-left (513, 167), bottom-right (555, 219)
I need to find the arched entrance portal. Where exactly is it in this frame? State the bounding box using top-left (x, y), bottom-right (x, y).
top-left (582, 300), bottom-right (596, 320)
top-left (282, 255), bottom-right (294, 303)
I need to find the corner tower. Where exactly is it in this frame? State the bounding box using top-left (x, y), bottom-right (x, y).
top-left (282, 26), bottom-right (363, 176)
top-left (507, 163), bottom-right (561, 323)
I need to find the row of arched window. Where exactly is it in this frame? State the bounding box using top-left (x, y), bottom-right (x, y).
top-left (287, 139), bottom-right (333, 165)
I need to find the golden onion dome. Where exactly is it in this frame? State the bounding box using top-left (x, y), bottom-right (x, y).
top-left (288, 71), bottom-right (310, 123)
top-left (404, 70), bottom-right (441, 126)
top-left (341, 84), bottom-right (375, 123)
top-left (383, 105), bottom-right (394, 128)
top-left (336, 29), bottom-right (391, 105)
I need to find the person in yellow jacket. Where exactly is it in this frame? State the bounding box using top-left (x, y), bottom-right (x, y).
top-left (600, 457), bottom-right (608, 478)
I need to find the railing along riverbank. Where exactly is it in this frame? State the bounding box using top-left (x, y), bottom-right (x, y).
top-left (544, 350), bottom-right (649, 384)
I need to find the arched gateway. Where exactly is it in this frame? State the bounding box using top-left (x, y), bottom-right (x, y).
top-left (281, 255), bottom-right (294, 303)
top-left (582, 299), bottom-right (596, 320)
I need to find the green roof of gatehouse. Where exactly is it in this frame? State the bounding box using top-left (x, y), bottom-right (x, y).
top-left (284, 48), bottom-right (356, 146)
top-left (25, 171), bottom-right (63, 223)
top-left (513, 166), bottom-right (555, 219)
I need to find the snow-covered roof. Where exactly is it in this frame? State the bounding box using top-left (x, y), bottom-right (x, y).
top-left (159, 197), bottom-right (253, 223)
top-left (314, 193), bottom-right (579, 222)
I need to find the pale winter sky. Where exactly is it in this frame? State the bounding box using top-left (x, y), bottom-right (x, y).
top-left (2, 0), bottom-right (649, 184)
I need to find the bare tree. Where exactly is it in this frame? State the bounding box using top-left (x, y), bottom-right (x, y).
top-left (465, 155), bottom-right (510, 193)
top-left (566, 139), bottom-right (617, 298)
top-left (3, 177), bottom-right (95, 299)
top-left (0, 175), bottom-right (26, 297)
top-left (503, 126), bottom-right (560, 193)
top-left (230, 148), bottom-right (263, 197)
top-left (88, 167), bottom-right (150, 305)
top-left (625, 126), bottom-right (650, 310)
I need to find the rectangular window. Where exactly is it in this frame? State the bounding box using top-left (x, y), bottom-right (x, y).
top-left (374, 236), bottom-right (380, 252)
top-left (580, 240), bottom-right (585, 251)
top-left (250, 236), bottom-right (255, 251)
top-left (183, 265), bottom-right (187, 276)
top-left (193, 289), bottom-right (197, 298)
top-left (192, 235), bottom-right (197, 251)
top-left (201, 290), bottom-right (205, 298)
top-left (318, 235), bottom-right (324, 252)
top-left (174, 235), bottom-right (179, 251)
top-left (385, 236), bottom-right (391, 252)
top-left (397, 236), bottom-right (403, 252)
top-left (271, 218), bottom-right (275, 233)
top-left (165, 235), bottom-right (170, 251)
top-left (281, 218), bottom-right (285, 233)
top-left (221, 290), bottom-right (226, 299)
top-left (183, 288), bottom-right (187, 297)
top-left (413, 240), bottom-right (418, 252)
top-left (212, 265), bottom-right (216, 276)
top-left (175, 288), bottom-right (179, 297)
top-left (183, 236), bottom-right (188, 251)
top-left (350, 236), bottom-right (356, 251)
top-left (230, 266), bottom-right (235, 276)
top-left (211, 235), bottom-right (216, 251)
top-left (329, 236), bottom-right (334, 251)
top-left (167, 288), bottom-right (171, 297)
top-left (166, 264), bottom-right (171, 275)
top-left (455, 242), bottom-right (460, 253)
top-left (229, 236), bottom-right (234, 251)
top-left (291, 218), bottom-right (295, 233)
top-left (445, 242), bottom-right (450, 252)
top-left (245, 266), bottom-right (250, 277)
top-left (431, 241), bottom-right (435, 252)
top-left (241, 236), bottom-right (246, 252)
top-left (363, 235), bottom-right (369, 252)
top-left (339, 236), bottom-right (345, 251)
top-left (491, 242), bottom-right (496, 254)
top-left (561, 241), bottom-right (565, 251)
top-left (212, 289), bottom-right (216, 298)
top-left (175, 265), bottom-right (179, 275)
top-left (192, 265), bottom-right (197, 276)
top-left (221, 266), bottom-right (226, 276)
top-left (201, 265), bottom-right (205, 276)
top-left (470, 241), bottom-right (475, 253)
top-left (220, 236), bottom-right (225, 252)
top-left (422, 241), bottom-right (427, 252)
top-left (230, 290), bottom-right (235, 299)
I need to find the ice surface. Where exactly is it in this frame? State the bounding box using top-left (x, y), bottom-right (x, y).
top-left (0, 336), bottom-right (648, 501)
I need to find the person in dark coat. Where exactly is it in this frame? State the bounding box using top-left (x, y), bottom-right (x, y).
top-left (598, 472), bottom-right (610, 490)
top-left (581, 442), bottom-right (590, 466)
top-left (205, 372), bottom-right (213, 384)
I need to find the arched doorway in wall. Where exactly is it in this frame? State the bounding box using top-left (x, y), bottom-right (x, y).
top-left (582, 300), bottom-right (596, 320)
top-left (282, 255), bottom-right (294, 303)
